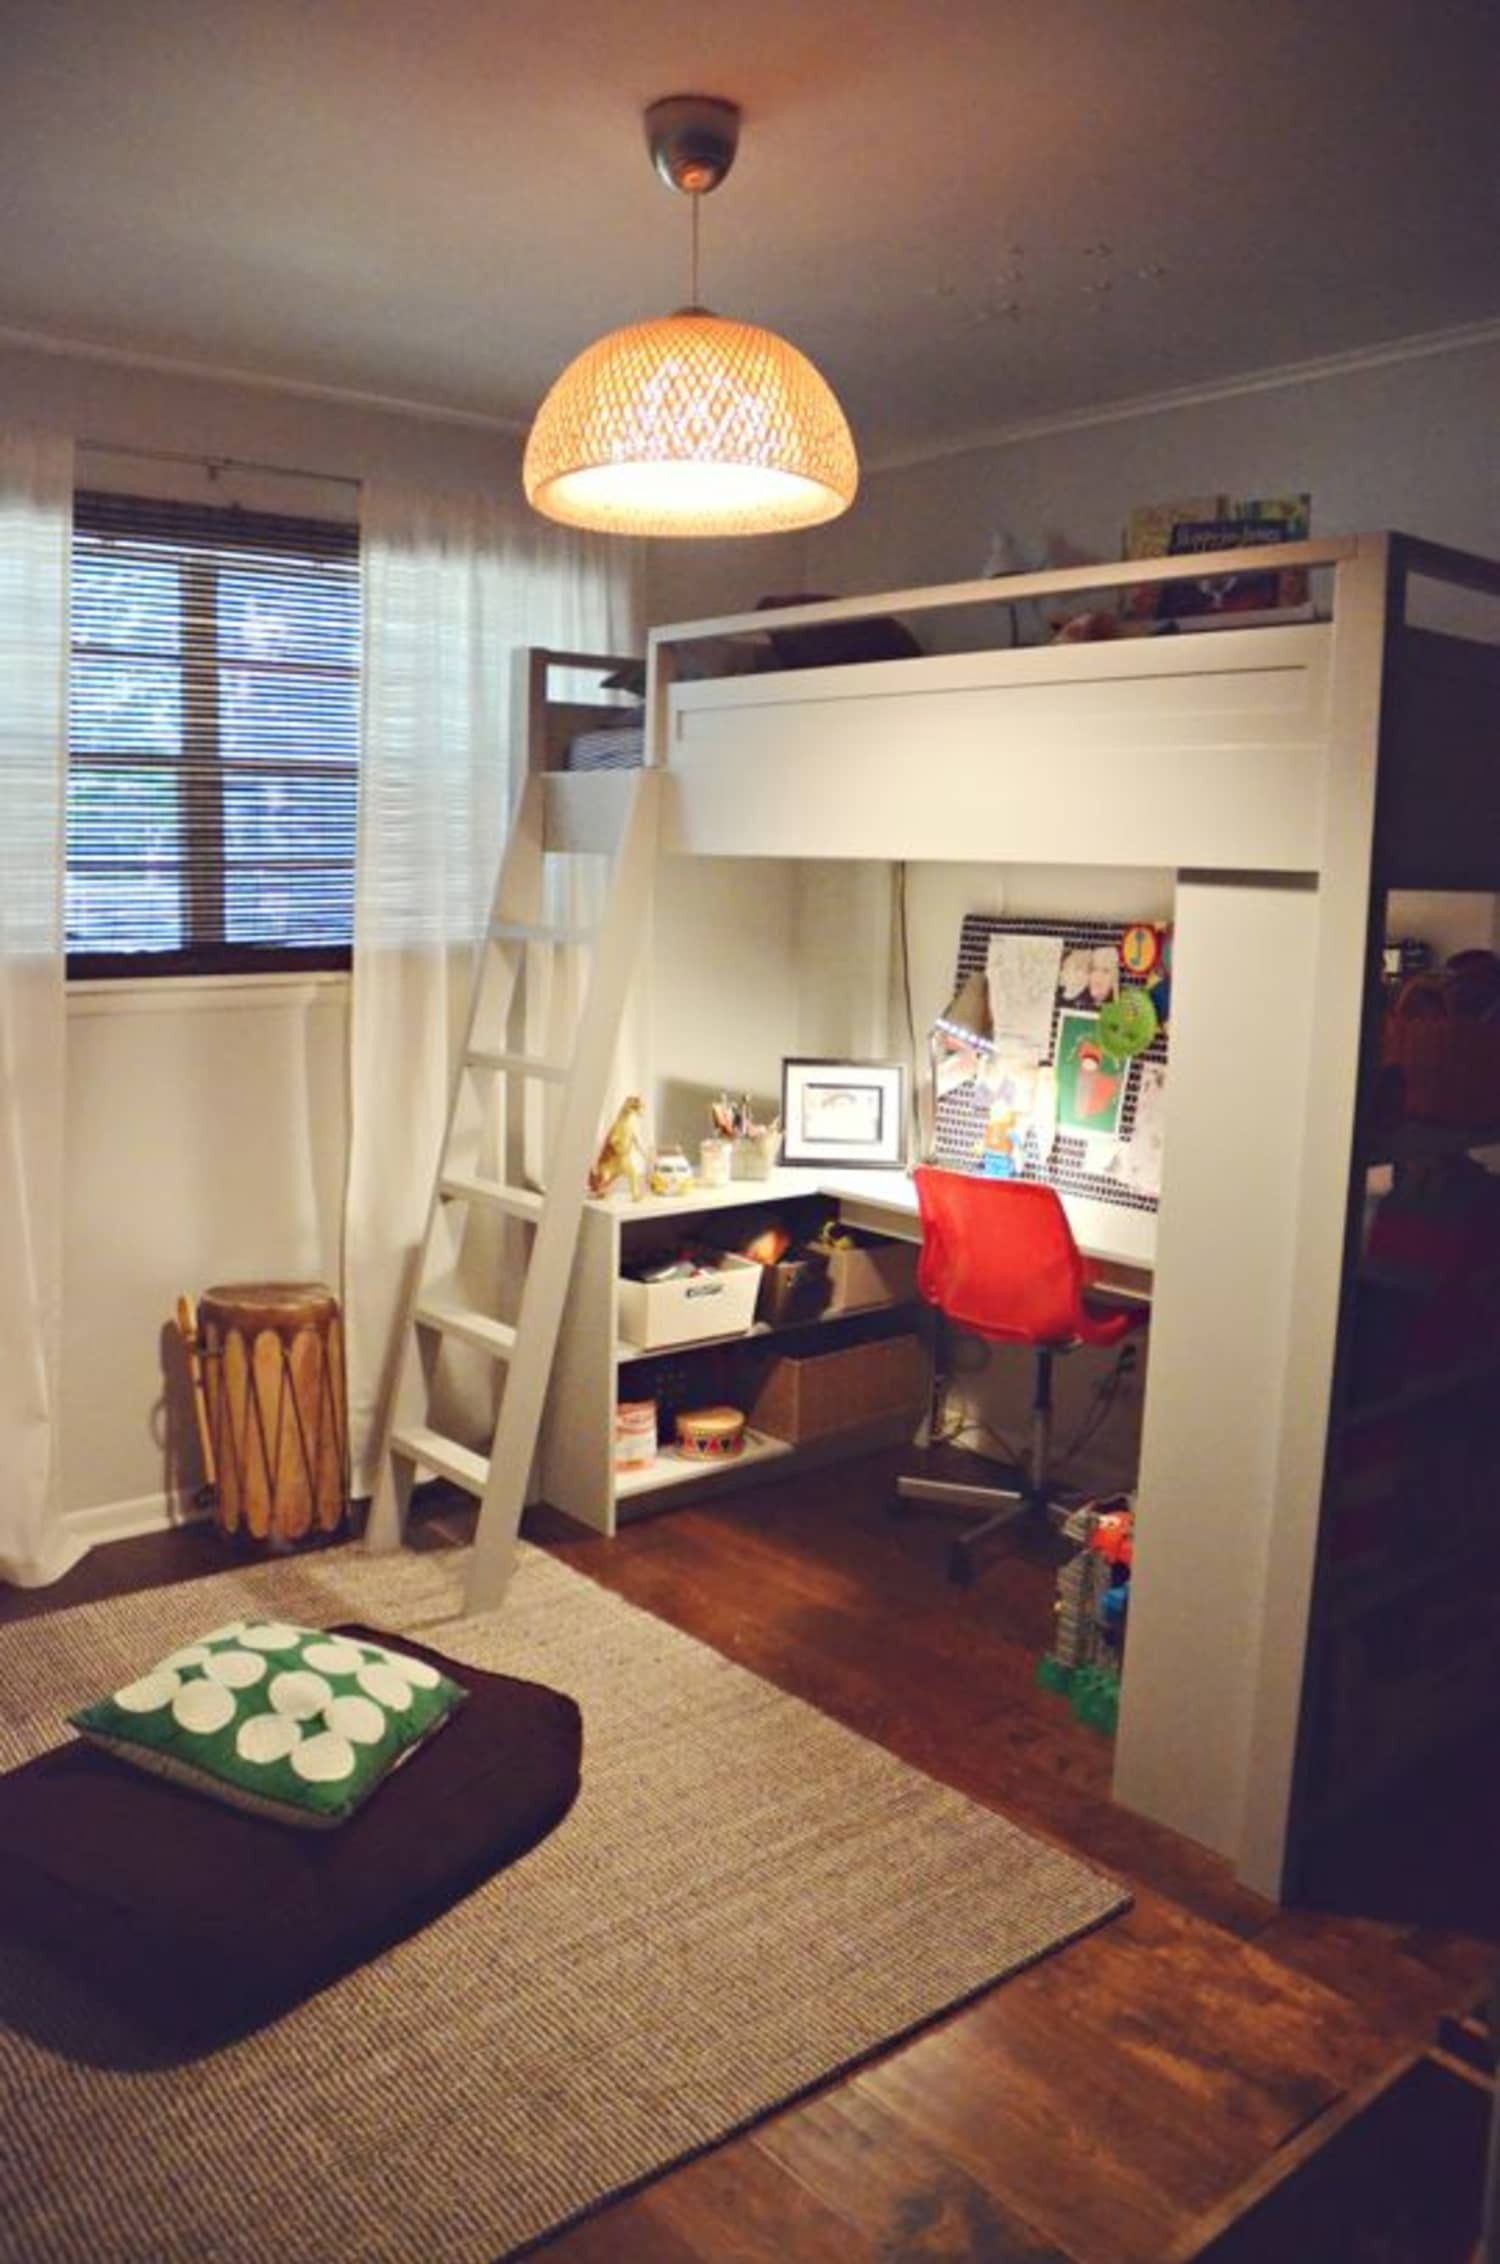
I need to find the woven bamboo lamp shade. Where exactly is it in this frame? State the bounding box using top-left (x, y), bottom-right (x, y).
top-left (523, 95), bottom-right (858, 540)
top-left (523, 310), bottom-right (857, 537)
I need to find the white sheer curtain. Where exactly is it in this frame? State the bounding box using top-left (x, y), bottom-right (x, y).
top-left (0, 428), bottom-right (80, 1586)
top-left (343, 482), bottom-right (640, 1492)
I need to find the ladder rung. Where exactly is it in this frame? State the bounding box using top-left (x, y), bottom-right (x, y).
top-left (413, 1299), bottom-right (518, 1361)
top-left (438, 1172), bottom-right (545, 1222)
top-left (489, 918), bottom-right (593, 947)
top-left (465, 1046), bottom-right (570, 1083)
top-left (389, 1424), bottom-right (490, 1499)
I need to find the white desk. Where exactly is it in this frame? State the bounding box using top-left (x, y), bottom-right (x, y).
top-left (810, 1166), bottom-right (1157, 1282)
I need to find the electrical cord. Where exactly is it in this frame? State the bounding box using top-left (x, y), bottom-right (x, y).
top-left (1053, 1341), bottom-right (1138, 1466)
top-left (896, 859), bottom-right (923, 1159)
top-left (935, 1412), bottom-right (1029, 1466)
top-left (930, 1338), bottom-right (1138, 1479)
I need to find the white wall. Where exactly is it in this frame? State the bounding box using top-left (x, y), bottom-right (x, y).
top-left (62, 976), bottom-right (348, 1532)
top-left (806, 335), bottom-right (1500, 630)
top-left (647, 854), bottom-right (803, 1151)
top-left (644, 532), bottom-right (810, 640)
top-left (0, 336), bottom-right (525, 502)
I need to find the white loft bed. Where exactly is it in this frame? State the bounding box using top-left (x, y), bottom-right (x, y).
top-left (519, 533), bottom-right (1499, 1901)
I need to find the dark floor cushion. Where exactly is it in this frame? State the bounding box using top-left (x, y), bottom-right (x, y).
top-left (0, 1624), bottom-right (582, 2042)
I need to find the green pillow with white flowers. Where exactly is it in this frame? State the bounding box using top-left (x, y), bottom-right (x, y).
top-left (69, 1620), bottom-right (467, 1828)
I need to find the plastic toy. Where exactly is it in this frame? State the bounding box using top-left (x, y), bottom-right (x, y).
top-left (1035, 1494), bottom-right (1136, 1734)
top-left (588, 1095), bottom-right (649, 1199)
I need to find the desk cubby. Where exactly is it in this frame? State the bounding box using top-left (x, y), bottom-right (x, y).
top-left (538, 1172), bottom-right (923, 1532)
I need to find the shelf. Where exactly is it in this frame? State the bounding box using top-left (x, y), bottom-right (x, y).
top-left (595, 1167), bottom-right (827, 1227)
top-left (616, 1298), bottom-right (921, 1364)
top-left (617, 1320), bottom-right (771, 1362)
top-left (1305, 1708), bottom-right (1485, 1836)
top-left (1324, 1532), bottom-right (1490, 1631)
top-left (1339, 1347), bottom-right (1500, 1429)
top-left (615, 1428), bottom-right (793, 1500)
top-left (1359, 1118), bottom-right (1500, 1164)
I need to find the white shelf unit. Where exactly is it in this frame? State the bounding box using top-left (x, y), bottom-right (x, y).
top-left (539, 1177), bottom-right (923, 1533)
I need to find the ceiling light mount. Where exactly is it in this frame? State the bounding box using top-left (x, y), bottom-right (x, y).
top-left (644, 95), bottom-right (740, 198)
top-left (523, 90), bottom-right (857, 539)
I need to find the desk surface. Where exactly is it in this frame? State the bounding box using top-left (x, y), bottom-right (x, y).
top-left (590, 1163), bottom-right (1156, 1276)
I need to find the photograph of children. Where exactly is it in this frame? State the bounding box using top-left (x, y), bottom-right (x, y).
top-left (1058, 942), bottom-right (1120, 1011)
top-left (1054, 1010), bottom-right (1126, 1139)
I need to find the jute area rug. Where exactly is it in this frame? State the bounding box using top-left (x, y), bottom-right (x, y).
top-left (0, 1542), bottom-right (1129, 2263)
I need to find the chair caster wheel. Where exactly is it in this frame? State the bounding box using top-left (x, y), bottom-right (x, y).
top-left (948, 1542), bottom-right (977, 1588)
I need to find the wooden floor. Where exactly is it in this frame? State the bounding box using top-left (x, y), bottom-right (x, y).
top-left (6, 1450), bottom-right (1495, 2263)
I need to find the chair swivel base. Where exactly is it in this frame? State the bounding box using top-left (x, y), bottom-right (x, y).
top-left (895, 1471), bottom-right (1033, 1587)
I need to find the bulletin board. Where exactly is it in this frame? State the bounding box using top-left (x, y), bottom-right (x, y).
top-left (931, 913), bottom-right (1171, 1217)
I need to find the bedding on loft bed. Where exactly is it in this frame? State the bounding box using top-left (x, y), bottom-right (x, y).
top-left (564, 719), bottom-right (647, 771)
top-left (560, 596), bottom-right (924, 772)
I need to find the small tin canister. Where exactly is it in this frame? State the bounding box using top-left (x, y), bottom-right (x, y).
top-left (614, 1400), bottom-right (658, 1470)
top-left (674, 1405), bottom-right (747, 1461)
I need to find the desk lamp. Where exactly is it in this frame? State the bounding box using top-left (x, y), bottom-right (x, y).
top-left (929, 969), bottom-right (994, 1156)
top-left (934, 969), bottom-right (994, 1051)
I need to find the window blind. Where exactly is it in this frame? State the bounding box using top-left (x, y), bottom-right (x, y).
top-left (67, 491), bottom-right (360, 974)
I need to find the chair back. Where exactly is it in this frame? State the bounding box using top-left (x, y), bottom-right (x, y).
top-left (913, 1166), bottom-right (1089, 1347)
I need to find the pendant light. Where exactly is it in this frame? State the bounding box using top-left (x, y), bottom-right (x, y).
top-left (523, 95), bottom-right (858, 538)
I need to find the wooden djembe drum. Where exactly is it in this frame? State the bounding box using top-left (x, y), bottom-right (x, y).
top-left (196, 1282), bottom-right (349, 1548)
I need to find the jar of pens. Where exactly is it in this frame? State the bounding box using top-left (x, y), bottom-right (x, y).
top-left (709, 1091), bottom-right (783, 1181)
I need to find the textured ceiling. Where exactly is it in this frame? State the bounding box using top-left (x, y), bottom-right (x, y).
top-left (1, 0), bottom-right (1496, 462)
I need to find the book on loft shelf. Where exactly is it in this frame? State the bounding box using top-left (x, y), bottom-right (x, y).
top-left (1122, 493), bottom-right (1313, 623)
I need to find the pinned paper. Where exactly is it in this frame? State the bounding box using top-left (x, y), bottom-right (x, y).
top-left (986, 933), bottom-right (1063, 1059)
top-left (1031, 1064), bottom-right (1059, 1168)
top-left (1121, 1059), bottom-right (1167, 1197)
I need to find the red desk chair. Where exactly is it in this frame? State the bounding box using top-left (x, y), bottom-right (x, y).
top-left (896, 1165), bottom-right (1146, 1585)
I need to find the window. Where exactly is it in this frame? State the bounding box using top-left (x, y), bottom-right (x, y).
top-left (67, 492), bottom-right (360, 976)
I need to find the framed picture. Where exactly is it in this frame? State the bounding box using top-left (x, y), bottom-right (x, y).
top-left (780, 1058), bottom-right (907, 1169)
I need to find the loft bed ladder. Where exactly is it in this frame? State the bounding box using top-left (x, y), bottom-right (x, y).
top-left (366, 656), bottom-right (658, 1613)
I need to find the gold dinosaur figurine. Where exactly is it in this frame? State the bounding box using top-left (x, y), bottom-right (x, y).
top-left (588, 1095), bottom-right (650, 1200)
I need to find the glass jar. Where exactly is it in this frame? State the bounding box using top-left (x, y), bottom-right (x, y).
top-left (649, 1143), bottom-right (693, 1196)
top-left (698, 1136), bottom-right (732, 1188)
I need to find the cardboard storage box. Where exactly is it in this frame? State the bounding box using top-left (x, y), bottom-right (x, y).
top-left (756, 1251), bottom-right (831, 1327)
top-left (819, 1237), bottom-right (920, 1315)
top-left (618, 1252), bottom-right (761, 1351)
top-left (750, 1333), bottom-right (927, 1443)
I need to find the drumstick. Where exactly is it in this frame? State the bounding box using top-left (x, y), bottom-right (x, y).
top-left (175, 1294), bottom-right (218, 1495)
